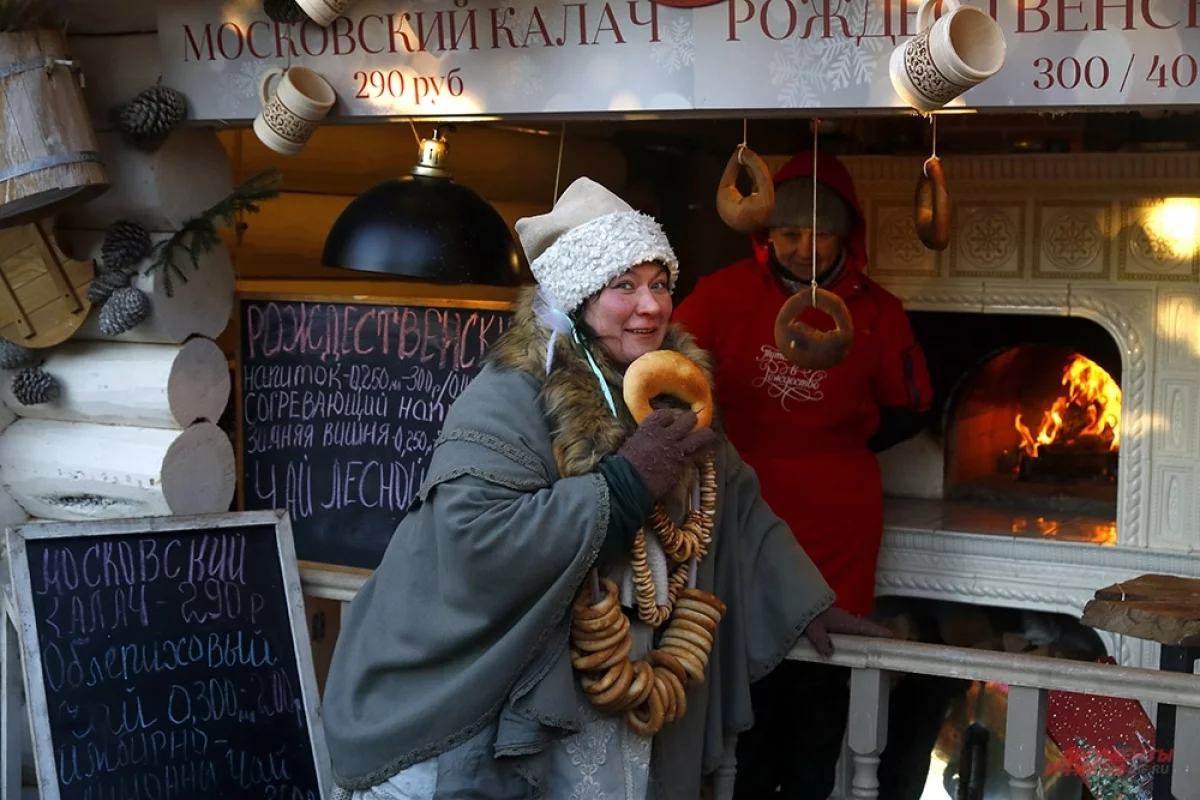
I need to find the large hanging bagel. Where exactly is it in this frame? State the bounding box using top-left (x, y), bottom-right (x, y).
top-left (774, 289), bottom-right (854, 371)
top-left (623, 351), bottom-right (713, 430)
top-left (716, 145), bottom-right (775, 234)
top-left (914, 156), bottom-right (951, 251)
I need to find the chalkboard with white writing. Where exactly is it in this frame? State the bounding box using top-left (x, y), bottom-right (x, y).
top-left (236, 293), bottom-right (514, 570)
top-left (5, 510), bottom-right (330, 800)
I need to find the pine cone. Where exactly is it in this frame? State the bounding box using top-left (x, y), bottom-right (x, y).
top-left (102, 220), bottom-right (152, 270)
top-left (11, 367), bottom-right (59, 406)
top-left (99, 287), bottom-right (151, 336)
top-left (264, 0), bottom-right (308, 24)
top-left (0, 339), bottom-right (39, 370)
top-left (88, 269), bottom-right (135, 305)
top-left (110, 85), bottom-right (188, 147)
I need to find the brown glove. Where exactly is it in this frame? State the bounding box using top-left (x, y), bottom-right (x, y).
top-left (803, 607), bottom-right (895, 658)
top-left (618, 409), bottom-right (717, 499)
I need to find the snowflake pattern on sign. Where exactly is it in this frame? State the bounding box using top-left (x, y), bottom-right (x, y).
top-left (1046, 658), bottom-right (1159, 800)
top-left (499, 54), bottom-right (545, 97)
top-left (767, 1), bottom-right (891, 107)
top-left (650, 18), bottom-right (695, 74)
top-left (498, 0), bottom-right (550, 41)
top-left (218, 60), bottom-right (267, 116)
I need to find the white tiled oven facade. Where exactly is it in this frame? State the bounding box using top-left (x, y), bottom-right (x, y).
top-left (773, 152), bottom-right (1200, 669)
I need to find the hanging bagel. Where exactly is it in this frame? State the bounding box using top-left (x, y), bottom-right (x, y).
top-left (914, 156), bottom-right (951, 251)
top-left (774, 289), bottom-right (854, 371)
top-left (716, 145), bottom-right (775, 234)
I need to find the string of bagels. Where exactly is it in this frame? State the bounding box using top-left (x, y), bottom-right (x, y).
top-left (568, 120), bottom-right (855, 737)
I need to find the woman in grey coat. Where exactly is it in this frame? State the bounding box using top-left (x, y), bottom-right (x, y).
top-left (322, 176), bottom-right (889, 800)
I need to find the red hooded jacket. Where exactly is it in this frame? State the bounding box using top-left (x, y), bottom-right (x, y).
top-left (674, 152), bottom-right (932, 616)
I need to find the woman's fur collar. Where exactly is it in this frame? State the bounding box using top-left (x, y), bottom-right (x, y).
top-left (488, 285), bottom-right (716, 481)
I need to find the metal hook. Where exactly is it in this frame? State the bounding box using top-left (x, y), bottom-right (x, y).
top-left (43, 56), bottom-right (84, 87)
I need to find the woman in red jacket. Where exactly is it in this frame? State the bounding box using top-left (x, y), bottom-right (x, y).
top-left (674, 151), bottom-right (933, 799)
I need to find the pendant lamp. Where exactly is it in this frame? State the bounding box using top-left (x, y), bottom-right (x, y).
top-left (321, 125), bottom-right (523, 285)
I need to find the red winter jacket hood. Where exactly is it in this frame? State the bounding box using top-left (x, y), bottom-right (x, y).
top-left (750, 150), bottom-right (869, 279)
top-left (674, 150), bottom-right (934, 616)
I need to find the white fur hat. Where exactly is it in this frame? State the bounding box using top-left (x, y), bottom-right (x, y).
top-left (515, 177), bottom-right (679, 314)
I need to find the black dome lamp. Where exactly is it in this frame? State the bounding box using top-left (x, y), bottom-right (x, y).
top-left (321, 124), bottom-right (524, 285)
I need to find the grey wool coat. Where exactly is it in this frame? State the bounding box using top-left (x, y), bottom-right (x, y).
top-left (321, 286), bottom-right (836, 799)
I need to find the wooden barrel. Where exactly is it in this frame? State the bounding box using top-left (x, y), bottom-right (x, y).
top-left (0, 30), bottom-right (109, 227)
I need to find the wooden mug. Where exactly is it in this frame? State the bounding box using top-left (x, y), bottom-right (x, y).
top-left (252, 66), bottom-right (336, 156)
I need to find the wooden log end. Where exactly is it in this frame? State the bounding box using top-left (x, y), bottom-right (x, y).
top-left (0, 419), bottom-right (176, 519)
top-left (168, 338), bottom-right (231, 427)
top-left (161, 421), bottom-right (235, 516)
top-left (58, 228), bottom-right (235, 344)
top-left (60, 129), bottom-right (233, 232)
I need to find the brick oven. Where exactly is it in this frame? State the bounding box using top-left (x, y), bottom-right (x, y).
top-left (917, 310), bottom-right (1121, 539)
top-left (790, 151), bottom-right (1200, 674)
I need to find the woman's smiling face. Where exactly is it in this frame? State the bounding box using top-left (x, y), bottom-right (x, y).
top-left (582, 262), bottom-right (673, 367)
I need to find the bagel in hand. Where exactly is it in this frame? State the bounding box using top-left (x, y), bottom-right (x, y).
top-left (716, 145), bottom-right (775, 234)
top-left (774, 289), bottom-right (854, 371)
top-left (623, 351), bottom-right (714, 430)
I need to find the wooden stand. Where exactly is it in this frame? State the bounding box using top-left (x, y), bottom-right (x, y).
top-left (1082, 574), bottom-right (1200, 799)
top-left (0, 222), bottom-right (93, 348)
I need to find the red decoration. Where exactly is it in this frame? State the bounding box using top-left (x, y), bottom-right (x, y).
top-left (1046, 657), bottom-right (1160, 799)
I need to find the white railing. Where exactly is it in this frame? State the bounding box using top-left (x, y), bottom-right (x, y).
top-left (299, 568), bottom-right (1200, 800)
top-left (4, 571), bottom-right (1198, 799)
top-left (715, 636), bottom-right (1200, 800)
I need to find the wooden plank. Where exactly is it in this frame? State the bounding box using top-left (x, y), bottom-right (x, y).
top-left (1094, 574), bottom-right (1200, 604)
top-left (1082, 599), bottom-right (1200, 647)
top-left (1083, 574), bottom-right (1200, 646)
top-left (0, 224), bottom-right (93, 347)
top-left (2, 589), bottom-right (23, 800)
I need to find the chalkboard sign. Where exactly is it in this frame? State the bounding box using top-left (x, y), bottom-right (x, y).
top-left (236, 292), bottom-right (515, 570)
top-left (5, 510), bottom-right (330, 800)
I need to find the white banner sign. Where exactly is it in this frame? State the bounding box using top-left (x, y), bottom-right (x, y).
top-left (158, 0), bottom-right (1200, 121)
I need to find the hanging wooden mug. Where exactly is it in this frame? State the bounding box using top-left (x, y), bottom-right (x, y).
top-left (253, 66), bottom-right (337, 156)
top-left (296, 0), bottom-right (360, 26)
top-left (0, 30), bottom-right (109, 227)
top-left (889, 0), bottom-right (1007, 111)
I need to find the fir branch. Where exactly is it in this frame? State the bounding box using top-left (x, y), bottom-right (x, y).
top-left (144, 169), bottom-right (282, 296)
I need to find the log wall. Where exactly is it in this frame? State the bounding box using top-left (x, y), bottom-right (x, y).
top-left (1, 21), bottom-right (632, 790)
top-left (0, 30), bottom-right (237, 525)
